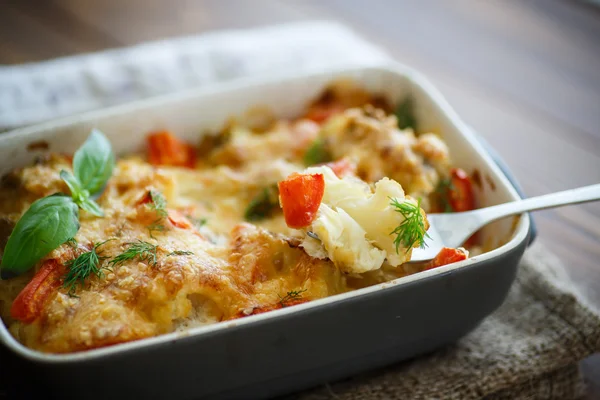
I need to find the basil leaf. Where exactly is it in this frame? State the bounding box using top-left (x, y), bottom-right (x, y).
top-left (73, 129), bottom-right (115, 196)
top-left (79, 198), bottom-right (104, 217)
top-left (60, 170), bottom-right (85, 199)
top-left (395, 97), bottom-right (417, 131)
top-left (0, 194), bottom-right (80, 275)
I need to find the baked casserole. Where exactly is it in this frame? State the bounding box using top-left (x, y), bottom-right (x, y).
top-left (0, 81), bottom-right (476, 353)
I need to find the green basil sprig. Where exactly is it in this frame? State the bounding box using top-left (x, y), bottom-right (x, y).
top-left (60, 129), bottom-right (115, 217)
top-left (0, 195), bottom-right (80, 276)
top-left (0, 130), bottom-right (114, 277)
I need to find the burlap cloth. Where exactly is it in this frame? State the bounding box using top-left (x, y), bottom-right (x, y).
top-left (1, 21), bottom-right (599, 399)
top-left (287, 243), bottom-right (600, 400)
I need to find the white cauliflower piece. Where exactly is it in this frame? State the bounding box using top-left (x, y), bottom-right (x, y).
top-left (303, 204), bottom-right (386, 274)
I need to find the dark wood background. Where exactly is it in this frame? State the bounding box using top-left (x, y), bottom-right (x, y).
top-left (0, 0), bottom-right (599, 398)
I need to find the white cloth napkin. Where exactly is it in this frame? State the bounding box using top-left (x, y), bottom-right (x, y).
top-left (0, 21), bottom-right (389, 130)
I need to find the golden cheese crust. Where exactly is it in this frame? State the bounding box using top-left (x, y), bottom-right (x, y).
top-left (0, 81), bottom-right (453, 353)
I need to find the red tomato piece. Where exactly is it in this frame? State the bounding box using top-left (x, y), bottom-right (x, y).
top-left (167, 209), bottom-right (205, 239)
top-left (167, 209), bottom-right (194, 230)
top-left (278, 173), bottom-right (325, 229)
top-left (449, 168), bottom-right (476, 212)
top-left (11, 260), bottom-right (64, 323)
top-left (425, 247), bottom-right (468, 270)
top-left (147, 131), bottom-right (196, 168)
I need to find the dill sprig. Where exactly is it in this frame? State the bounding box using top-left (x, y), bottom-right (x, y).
top-left (166, 250), bottom-right (194, 257)
top-left (62, 239), bottom-right (112, 296)
top-left (278, 289), bottom-right (307, 308)
top-left (149, 190), bottom-right (168, 217)
top-left (109, 240), bottom-right (158, 268)
top-left (389, 197), bottom-right (430, 254)
top-left (147, 190), bottom-right (168, 237)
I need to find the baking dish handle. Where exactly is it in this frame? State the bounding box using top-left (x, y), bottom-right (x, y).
top-left (473, 133), bottom-right (537, 246)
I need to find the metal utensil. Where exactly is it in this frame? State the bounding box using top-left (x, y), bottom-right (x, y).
top-left (410, 183), bottom-right (600, 262)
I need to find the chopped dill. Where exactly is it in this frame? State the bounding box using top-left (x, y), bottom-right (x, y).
top-left (389, 197), bottom-right (430, 254)
top-left (166, 250), bottom-right (194, 257)
top-left (278, 289), bottom-right (307, 308)
top-left (62, 239), bottom-right (112, 296)
top-left (149, 190), bottom-right (168, 217)
top-left (147, 190), bottom-right (168, 238)
top-left (65, 237), bottom-right (78, 249)
top-left (109, 240), bottom-right (158, 268)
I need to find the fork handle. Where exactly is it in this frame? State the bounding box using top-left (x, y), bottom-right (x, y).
top-left (479, 183), bottom-right (600, 222)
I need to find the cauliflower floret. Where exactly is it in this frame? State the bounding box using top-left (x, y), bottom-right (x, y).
top-left (303, 205), bottom-right (386, 274)
top-left (298, 166), bottom-right (429, 274)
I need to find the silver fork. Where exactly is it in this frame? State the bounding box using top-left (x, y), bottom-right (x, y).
top-left (409, 183), bottom-right (600, 262)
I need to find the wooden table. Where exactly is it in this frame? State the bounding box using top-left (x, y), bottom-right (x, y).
top-left (1, 0), bottom-right (599, 398)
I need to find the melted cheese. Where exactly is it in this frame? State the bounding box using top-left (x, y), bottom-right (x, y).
top-left (0, 96), bottom-right (452, 354)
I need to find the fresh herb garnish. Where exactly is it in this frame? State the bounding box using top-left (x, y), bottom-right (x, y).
top-left (149, 190), bottom-right (168, 217)
top-left (60, 129), bottom-right (115, 217)
top-left (66, 237), bottom-right (79, 249)
top-left (0, 194), bottom-right (80, 276)
top-left (0, 130), bottom-right (115, 277)
top-left (166, 250), bottom-right (194, 257)
top-left (435, 178), bottom-right (455, 213)
top-left (303, 137), bottom-right (332, 166)
top-left (390, 197), bottom-right (430, 253)
top-left (62, 239), bottom-right (112, 296)
top-left (278, 289), bottom-right (307, 308)
top-left (147, 190), bottom-right (168, 238)
top-left (244, 185), bottom-right (279, 221)
top-left (109, 240), bottom-right (158, 268)
top-left (394, 97), bottom-right (417, 131)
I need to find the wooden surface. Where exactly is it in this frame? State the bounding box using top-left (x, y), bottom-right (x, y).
top-left (0, 0), bottom-right (599, 398)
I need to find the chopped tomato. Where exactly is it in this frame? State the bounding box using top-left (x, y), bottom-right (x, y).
top-left (324, 159), bottom-right (355, 178)
top-left (304, 105), bottom-right (344, 124)
top-left (11, 260), bottom-right (64, 323)
top-left (167, 209), bottom-right (205, 239)
top-left (167, 209), bottom-right (194, 230)
top-left (448, 168), bottom-right (478, 246)
top-left (136, 191), bottom-right (153, 206)
top-left (147, 131), bottom-right (196, 168)
top-left (425, 247), bottom-right (468, 270)
top-left (278, 173), bottom-right (325, 229)
top-left (449, 168), bottom-right (475, 212)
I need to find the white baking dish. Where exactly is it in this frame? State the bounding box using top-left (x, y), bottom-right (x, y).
top-left (0, 64), bottom-right (531, 400)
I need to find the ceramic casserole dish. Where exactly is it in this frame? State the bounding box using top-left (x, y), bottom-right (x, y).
top-left (0, 64), bottom-right (532, 400)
